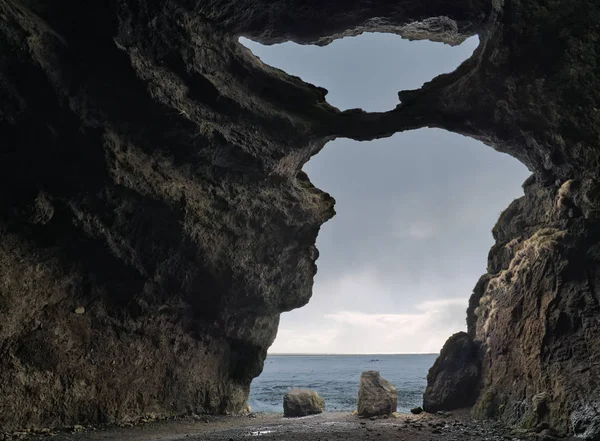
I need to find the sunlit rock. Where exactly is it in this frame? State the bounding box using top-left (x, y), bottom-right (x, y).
top-left (283, 389), bottom-right (325, 417)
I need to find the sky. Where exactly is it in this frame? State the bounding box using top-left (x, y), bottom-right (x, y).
top-left (240, 33), bottom-right (531, 354)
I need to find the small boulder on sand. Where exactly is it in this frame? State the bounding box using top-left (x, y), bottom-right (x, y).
top-left (283, 389), bottom-right (325, 417)
top-left (357, 371), bottom-right (398, 417)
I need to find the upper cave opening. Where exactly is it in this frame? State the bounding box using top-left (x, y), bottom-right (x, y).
top-left (239, 33), bottom-right (479, 112)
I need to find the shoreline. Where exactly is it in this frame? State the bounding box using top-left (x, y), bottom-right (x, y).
top-left (17, 410), bottom-right (572, 441)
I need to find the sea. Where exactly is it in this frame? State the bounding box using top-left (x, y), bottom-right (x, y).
top-left (248, 354), bottom-right (437, 413)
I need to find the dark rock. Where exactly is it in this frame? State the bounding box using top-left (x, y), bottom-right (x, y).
top-left (411, 407), bottom-right (423, 415)
top-left (357, 371), bottom-right (398, 417)
top-left (2, 0), bottom-right (600, 434)
top-left (465, 187), bottom-right (600, 433)
top-left (423, 332), bottom-right (480, 413)
top-left (534, 422), bottom-right (550, 433)
top-left (283, 389), bottom-right (325, 417)
top-left (532, 393), bottom-right (549, 419)
top-left (0, 0), bottom-right (340, 429)
top-left (571, 404), bottom-right (600, 440)
top-left (536, 429), bottom-right (557, 441)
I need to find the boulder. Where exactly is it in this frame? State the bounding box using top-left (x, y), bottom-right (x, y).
top-left (423, 332), bottom-right (481, 413)
top-left (357, 371), bottom-right (398, 417)
top-left (283, 389), bottom-right (325, 417)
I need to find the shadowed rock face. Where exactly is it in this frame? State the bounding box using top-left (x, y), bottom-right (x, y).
top-left (423, 332), bottom-right (480, 413)
top-left (1, 0), bottom-right (599, 434)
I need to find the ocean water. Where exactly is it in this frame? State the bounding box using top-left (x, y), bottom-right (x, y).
top-left (248, 354), bottom-right (437, 413)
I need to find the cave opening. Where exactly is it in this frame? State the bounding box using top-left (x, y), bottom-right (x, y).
top-left (239, 33), bottom-right (479, 112)
top-left (241, 33), bottom-right (531, 413)
top-left (3, 0), bottom-right (598, 432)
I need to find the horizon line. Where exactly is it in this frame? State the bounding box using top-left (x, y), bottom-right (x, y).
top-left (267, 352), bottom-right (439, 356)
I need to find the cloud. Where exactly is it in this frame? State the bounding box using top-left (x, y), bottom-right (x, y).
top-left (269, 297), bottom-right (467, 354)
top-left (394, 220), bottom-right (437, 240)
top-left (269, 327), bottom-right (341, 354)
top-left (310, 266), bottom-right (402, 312)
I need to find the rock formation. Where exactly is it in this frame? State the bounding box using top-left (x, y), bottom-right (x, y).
top-left (423, 332), bottom-right (480, 413)
top-left (1, 0), bottom-right (600, 435)
top-left (465, 179), bottom-right (600, 438)
top-left (283, 389), bottom-right (325, 417)
top-left (357, 371), bottom-right (398, 417)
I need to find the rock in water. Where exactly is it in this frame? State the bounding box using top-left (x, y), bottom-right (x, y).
top-left (357, 371), bottom-right (397, 417)
top-left (423, 332), bottom-right (480, 413)
top-left (283, 389), bottom-right (325, 417)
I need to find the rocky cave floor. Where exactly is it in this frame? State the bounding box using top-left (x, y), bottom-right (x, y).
top-left (2, 411), bottom-right (575, 441)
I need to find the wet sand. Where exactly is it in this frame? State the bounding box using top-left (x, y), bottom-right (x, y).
top-left (13, 410), bottom-right (571, 441)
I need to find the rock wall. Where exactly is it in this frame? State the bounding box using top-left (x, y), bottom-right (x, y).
top-left (468, 177), bottom-right (600, 436)
top-left (427, 176), bottom-right (600, 436)
top-left (1, 0), bottom-right (600, 434)
top-left (417, 0), bottom-right (600, 434)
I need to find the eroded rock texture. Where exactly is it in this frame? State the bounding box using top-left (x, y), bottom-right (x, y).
top-left (0, 0), bottom-right (599, 435)
top-left (465, 177), bottom-right (600, 436)
top-left (357, 371), bottom-right (398, 418)
top-left (423, 332), bottom-right (480, 413)
top-left (283, 389), bottom-right (325, 417)
top-left (0, 0), bottom-right (339, 429)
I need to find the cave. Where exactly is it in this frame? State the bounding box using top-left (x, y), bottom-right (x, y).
top-left (239, 33), bottom-right (480, 112)
top-left (1, 0), bottom-right (600, 438)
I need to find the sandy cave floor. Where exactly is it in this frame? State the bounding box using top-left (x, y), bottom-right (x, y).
top-left (13, 410), bottom-right (575, 441)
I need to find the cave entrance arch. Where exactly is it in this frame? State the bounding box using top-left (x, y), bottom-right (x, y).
top-left (241, 33), bottom-right (530, 413)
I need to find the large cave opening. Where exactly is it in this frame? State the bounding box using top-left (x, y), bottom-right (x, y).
top-left (241, 34), bottom-right (531, 413)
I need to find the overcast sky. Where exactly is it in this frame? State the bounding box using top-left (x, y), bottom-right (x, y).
top-left (240, 34), bottom-right (530, 354)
